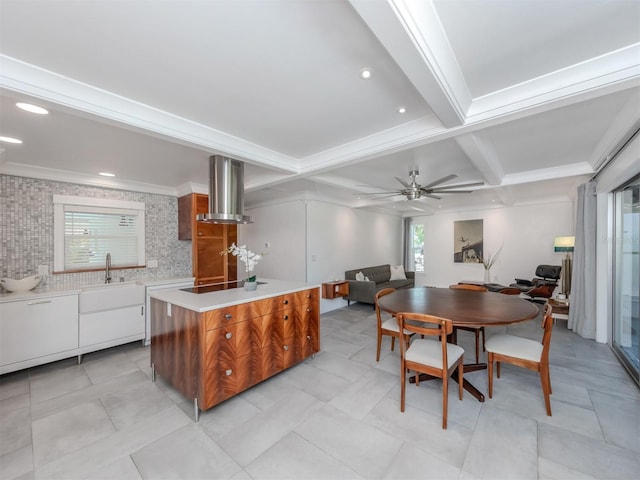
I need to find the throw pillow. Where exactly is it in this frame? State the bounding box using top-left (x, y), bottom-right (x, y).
top-left (389, 265), bottom-right (407, 280)
top-left (355, 271), bottom-right (365, 281)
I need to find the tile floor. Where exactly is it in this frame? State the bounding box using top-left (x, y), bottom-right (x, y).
top-left (1, 303), bottom-right (638, 480)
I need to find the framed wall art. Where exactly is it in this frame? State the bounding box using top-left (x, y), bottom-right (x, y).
top-left (453, 219), bottom-right (483, 263)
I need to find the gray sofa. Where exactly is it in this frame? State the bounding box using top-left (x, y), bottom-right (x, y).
top-left (344, 264), bottom-right (415, 306)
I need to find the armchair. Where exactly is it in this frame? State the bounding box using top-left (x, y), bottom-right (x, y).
top-left (510, 264), bottom-right (561, 300)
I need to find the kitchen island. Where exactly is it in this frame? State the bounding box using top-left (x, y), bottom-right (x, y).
top-left (150, 279), bottom-right (320, 421)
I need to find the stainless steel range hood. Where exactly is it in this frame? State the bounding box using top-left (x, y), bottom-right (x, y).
top-left (196, 155), bottom-right (253, 224)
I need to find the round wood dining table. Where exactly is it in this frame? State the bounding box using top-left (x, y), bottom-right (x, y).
top-left (377, 287), bottom-right (540, 401)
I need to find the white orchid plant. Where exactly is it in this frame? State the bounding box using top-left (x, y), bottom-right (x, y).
top-left (481, 244), bottom-right (503, 271)
top-left (221, 243), bottom-right (263, 282)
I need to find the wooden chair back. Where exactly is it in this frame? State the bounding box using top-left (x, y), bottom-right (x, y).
top-left (396, 312), bottom-right (454, 367)
top-left (498, 287), bottom-right (522, 295)
top-left (540, 303), bottom-right (554, 363)
top-left (375, 287), bottom-right (396, 330)
top-left (449, 284), bottom-right (488, 292)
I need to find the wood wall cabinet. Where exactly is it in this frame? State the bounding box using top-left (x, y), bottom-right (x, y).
top-left (322, 281), bottom-right (349, 299)
top-left (150, 287), bottom-right (319, 415)
top-left (178, 193), bottom-right (237, 285)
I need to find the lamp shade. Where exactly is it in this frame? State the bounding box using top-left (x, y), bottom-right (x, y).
top-left (554, 236), bottom-right (575, 252)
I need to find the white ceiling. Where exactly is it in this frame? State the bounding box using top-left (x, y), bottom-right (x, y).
top-left (1, 0), bottom-right (639, 216)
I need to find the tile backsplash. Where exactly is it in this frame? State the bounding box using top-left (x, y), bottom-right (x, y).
top-left (0, 175), bottom-right (192, 289)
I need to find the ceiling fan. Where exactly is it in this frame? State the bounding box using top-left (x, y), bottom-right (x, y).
top-left (358, 170), bottom-right (483, 200)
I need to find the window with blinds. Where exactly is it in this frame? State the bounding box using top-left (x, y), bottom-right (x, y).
top-left (54, 195), bottom-right (145, 272)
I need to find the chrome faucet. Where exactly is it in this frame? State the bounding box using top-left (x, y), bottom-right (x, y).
top-left (105, 252), bottom-right (112, 284)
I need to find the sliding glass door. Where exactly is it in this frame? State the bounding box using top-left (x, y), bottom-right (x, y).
top-left (612, 175), bottom-right (639, 386)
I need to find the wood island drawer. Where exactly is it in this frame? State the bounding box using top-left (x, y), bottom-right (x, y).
top-left (204, 305), bottom-right (240, 330)
top-left (292, 288), bottom-right (317, 305)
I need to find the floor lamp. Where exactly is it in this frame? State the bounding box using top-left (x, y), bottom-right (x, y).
top-left (554, 236), bottom-right (575, 297)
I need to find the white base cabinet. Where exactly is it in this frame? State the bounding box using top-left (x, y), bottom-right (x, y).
top-left (80, 305), bottom-right (145, 349)
top-left (0, 294), bottom-right (79, 374)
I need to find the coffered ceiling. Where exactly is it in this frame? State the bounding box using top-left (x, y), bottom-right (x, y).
top-left (1, 0), bottom-right (638, 215)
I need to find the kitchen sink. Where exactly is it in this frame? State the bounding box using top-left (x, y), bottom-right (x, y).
top-left (79, 283), bottom-right (145, 313)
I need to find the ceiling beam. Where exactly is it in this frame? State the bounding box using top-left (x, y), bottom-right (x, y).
top-left (349, 0), bottom-right (470, 128)
top-left (454, 133), bottom-right (504, 186)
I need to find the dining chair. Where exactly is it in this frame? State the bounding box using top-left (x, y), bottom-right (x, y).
top-left (498, 287), bottom-right (522, 295)
top-left (375, 288), bottom-right (412, 361)
top-left (397, 312), bottom-right (464, 429)
top-left (485, 303), bottom-right (554, 415)
top-left (449, 284), bottom-right (488, 362)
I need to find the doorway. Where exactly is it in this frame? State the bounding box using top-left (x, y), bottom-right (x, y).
top-left (612, 175), bottom-right (639, 386)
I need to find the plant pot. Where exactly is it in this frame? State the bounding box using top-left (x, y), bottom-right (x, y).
top-left (244, 281), bottom-right (258, 291)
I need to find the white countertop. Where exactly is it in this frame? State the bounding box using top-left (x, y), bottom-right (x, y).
top-left (0, 276), bottom-right (195, 304)
top-left (149, 278), bottom-right (320, 313)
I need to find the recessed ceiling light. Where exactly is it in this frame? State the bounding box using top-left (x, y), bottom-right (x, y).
top-left (0, 136), bottom-right (22, 144)
top-left (398, 106), bottom-right (407, 114)
top-left (99, 172), bottom-right (115, 177)
top-left (360, 68), bottom-right (373, 80)
top-left (16, 102), bottom-right (49, 115)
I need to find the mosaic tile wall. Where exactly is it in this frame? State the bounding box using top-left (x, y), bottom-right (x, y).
top-left (0, 175), bottom-right (192, 289)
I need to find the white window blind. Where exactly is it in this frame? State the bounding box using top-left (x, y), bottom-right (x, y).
top-left (54, 196), bottom-right (145, 272)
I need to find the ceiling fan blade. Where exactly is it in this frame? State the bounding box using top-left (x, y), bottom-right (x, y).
top-left (394, 176), bottom-right (411, 188)
top-left (432, 181), bottom-right (484, 191)
top-left (356, 184), bottom-right (398, 190)
top-left (421, 174), bottom-right (457, 189)
top-left (354, 191), bottom-right (401, 196)
top-left (431, 190), bottom-right (474, 194)
top-left (422, 193), bottom-right (442, 200)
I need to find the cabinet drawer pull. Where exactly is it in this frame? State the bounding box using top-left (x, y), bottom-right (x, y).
top-left (283, 315), bottom-right (289, 320)
top-left (306, 294), bottom-right (311, 298)
top-left (307, 335), bottom-right (312, 340)
top-left (224, 313), bottom-right (232, 319)
top-left (225, 369), bottom-right (232, 376)
top-left (306, 308), bottom-right (311, 312)
top-left (224, 332), bottom-right (232, 339)
top-left (27, 300), bottom-right (52, 306)
top-left (283, 345), bottom-right (289, 351)
top-left (283, 299), bottom-right (289, 305)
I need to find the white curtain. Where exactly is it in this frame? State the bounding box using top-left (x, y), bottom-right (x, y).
top-left (403, 217), bottom-right (412, 271)
top-left (568, 181), bottom-right (597, 338)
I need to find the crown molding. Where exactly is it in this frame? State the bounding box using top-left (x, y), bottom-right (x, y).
top-left (501, 163), bottom-right (593, 186)
top-left (467, 44), bottom-right (640, 124)
top-left (0, 162), bottom-right (177, 196)
top-left (0, 55), bottom-right (298, 173)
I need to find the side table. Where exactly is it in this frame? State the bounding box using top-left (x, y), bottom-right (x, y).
top-left (547, 298), bottom-right (570, 325)
top-left (322, 280), bottom-right (349, 299)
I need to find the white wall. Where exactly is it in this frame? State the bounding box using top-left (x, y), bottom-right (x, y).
top-left (239, 201), bottom-right (307, 282)
top-left (243, 199), bottom-right (404, 313)
top-left (306, 201), bottom-right (403, 312)
top-left (412, 201), bottom-right (575, 289)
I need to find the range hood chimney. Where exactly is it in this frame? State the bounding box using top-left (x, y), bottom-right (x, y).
top-left (196, 155), bottom-right (253, 224)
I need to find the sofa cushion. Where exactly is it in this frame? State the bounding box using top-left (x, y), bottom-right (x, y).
top-left (389, 265), bottom-right (406, 280)
top-left (378, 279), bottom-right (413, 290)
top-left (363, 265), bottom-right (392, 283)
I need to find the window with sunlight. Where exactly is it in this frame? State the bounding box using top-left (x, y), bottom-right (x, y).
top-left (53, 195), bottom-right (146, 272)
top-left (412, 224), bottom-right (424, 272)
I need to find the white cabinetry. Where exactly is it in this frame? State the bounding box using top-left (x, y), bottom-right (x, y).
top-left (0, 294), bottom-right (78, 374)
top-left (78, 284), bottom-right (145, 355)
